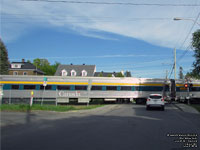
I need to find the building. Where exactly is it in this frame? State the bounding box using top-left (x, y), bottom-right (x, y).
top-left (55, 64), bottom-right (96, 77)
top-left (94, 71), bottom-right (131, 77)
top-left (9, 59), bottom-right (44, 76)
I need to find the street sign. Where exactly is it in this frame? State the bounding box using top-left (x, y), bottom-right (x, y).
top-left (43, 77), bottom-right (47, 81)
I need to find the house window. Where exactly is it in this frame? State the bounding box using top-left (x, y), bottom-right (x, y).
top-left (23, 72), bottom-right (28, 75)
top-left (11, 64), bottom-right (22, 68)
top-left (61, 69), bottom-right (67, 76)
top-left (82, 70), bottom-right (87, 77)
top-left (71, 70), bottom-right (76, 76)
top-left (13, 71), bottom-right (18, 75)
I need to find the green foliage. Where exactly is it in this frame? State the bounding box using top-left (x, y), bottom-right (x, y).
top-left (98, 72), bottom-right (103, 77)
top-left (116, 72), bottom-right (124, 77)
top-left (190, 104), bottom-right (200, 112)
top-left (32, 58), bottom-right (60, 75)
top-left (107, 74), bottom-right (112, 77)
top-left (188, 30), bottom-right (200, 79)
top-left (0, 39), bottom-right (9, 75)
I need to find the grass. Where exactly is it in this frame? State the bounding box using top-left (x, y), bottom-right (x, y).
top-left (190, 104), bottom-right (200, 112)
top-left (0, 104), bottom-right (105, 112)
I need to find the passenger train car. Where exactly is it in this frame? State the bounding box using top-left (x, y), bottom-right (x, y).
top-left (0, 75), bottom-right (199, 104)
top-left (176, 79), bottom-right (200, 103)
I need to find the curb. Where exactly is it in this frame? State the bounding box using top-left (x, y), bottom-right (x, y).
top-left (173, 103), bottom-right (199, 114)
top-left (172, 103), bottom-right (184, 112)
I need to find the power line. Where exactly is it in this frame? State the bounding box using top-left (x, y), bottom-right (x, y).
top-left (178, 12), bottom-right (200, 51)
top-left (168, 11), bottom-right (200, 79)
top-left (177, 44), bottom-right (192, 62)
top-left (1, 15), bottom-right (178, 24)
top-left (21, 0), bottom-right (200, 7)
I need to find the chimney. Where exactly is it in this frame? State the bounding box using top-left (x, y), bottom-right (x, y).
top-left (22, 59), bottom-right (25, 63)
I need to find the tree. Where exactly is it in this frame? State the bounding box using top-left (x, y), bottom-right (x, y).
top-left (116, 72), bottom-right (124, 77)
top-left (32, 58), bottom-right (60, 75)
top-left (98, 72), bottom-right (103, 77)
top-left (187, 29), bottom-right (200, 79)
top-left (0, 39), bottom-right (9, 75)
top-left (107, 74), bottom-right (112, 77)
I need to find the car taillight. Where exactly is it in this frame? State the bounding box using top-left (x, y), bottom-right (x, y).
top-left (161, 98), bottom-right (164, 102)
top-left (147, 99), bottom-right (150, 101)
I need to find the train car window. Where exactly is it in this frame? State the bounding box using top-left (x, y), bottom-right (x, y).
top-left (191, 87), bottom-right (200, 91)
top-left (11, 85), bottom-right (20, 90)
top-left (91, 86), bottom-right (103, 90)
top-left (24, 85), bottom-right (36, 90)
top-left (164, 85), bottom-right (169, 91)
top-left (120, 86), bottom-right (132, 91)
top-left (57, 85), bottom-right (70, 90)
top-left (137, 86), bottom-right (163, 91)
top-left (106, 86), bottom-right (117, 91)
top-left (40, 85), bottom-right (52, 90)
top-left (75, 86), bottom-right (87, 90)
top-left (135, 86), bottom-right (139, 91)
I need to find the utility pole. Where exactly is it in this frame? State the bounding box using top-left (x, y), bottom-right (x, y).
top-left (174, 48), bottom-right (176, 80)
top-left (166, 70), bottom-right (168, 80)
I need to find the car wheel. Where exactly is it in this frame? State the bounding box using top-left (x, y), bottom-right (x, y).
top-left (146, 106), bottom-right (149, 110)
top-left (161, 106), bottom-right (165, 111)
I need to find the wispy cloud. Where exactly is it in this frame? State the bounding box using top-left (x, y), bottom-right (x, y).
top-left (9, 54), bottom-right (165, 61)
top-left (1, 0), bottom-right (200, 48)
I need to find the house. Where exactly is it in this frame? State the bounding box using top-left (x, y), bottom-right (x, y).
top-left (94, 71), bottom-right (131, 77)
top-left (54, 64), bottom-right (96, 77)
top-left (9, 59), bottom-right (44, 76)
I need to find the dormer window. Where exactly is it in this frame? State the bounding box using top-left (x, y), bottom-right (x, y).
top-left (11, 64), bottom-right (22, 69)
top-left (71, 70), bottom-right (76, 76)
top-left (61, 69), bottom-right (67, 76)
top-left (82, 70), bottom-right (87, 77)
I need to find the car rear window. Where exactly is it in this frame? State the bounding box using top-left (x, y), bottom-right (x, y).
top-left (150, 96), bottom-right (162, 99)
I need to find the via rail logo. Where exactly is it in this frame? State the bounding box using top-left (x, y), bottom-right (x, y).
top-left (58, 91), bottom-right (81, 97)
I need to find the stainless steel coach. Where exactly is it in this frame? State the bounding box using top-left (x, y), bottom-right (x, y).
top-left (0, 75), bottom-right (199, 104)
top-left (0, 75), bottom-right (171, 104)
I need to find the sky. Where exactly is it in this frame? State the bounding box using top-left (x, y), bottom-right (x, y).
top-left (1, 0), bottom-right (200, 78)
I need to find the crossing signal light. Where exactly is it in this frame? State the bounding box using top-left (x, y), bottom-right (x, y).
top-left (184, 84), bottom-right (188, 88)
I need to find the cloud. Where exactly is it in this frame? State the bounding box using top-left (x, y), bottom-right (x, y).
top-left (1, 0), bottom-right (200, 48)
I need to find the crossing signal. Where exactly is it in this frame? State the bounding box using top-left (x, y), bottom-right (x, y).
top-left (184, 84), bottom-right (188, 88)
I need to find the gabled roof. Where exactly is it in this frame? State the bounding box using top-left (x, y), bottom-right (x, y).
top-left (94, 71), bottom-right (132, 77)
top-left (124, 71), bottom-right (132, 77)
top-left (10, 62), bottom-right (44, 74)
top-left (94, 72), bottom-right (118, 77)
top-left (55, 64), bottom-right (96, 76)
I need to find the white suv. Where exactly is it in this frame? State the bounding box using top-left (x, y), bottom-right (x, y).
top-left (146, 94), bottom-right (165, 111)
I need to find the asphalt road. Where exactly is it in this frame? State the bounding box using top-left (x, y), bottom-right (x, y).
top-left (1, 104), bottom-right (200, 150)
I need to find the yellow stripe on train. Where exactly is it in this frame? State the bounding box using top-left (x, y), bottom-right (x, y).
top-left (176, 84), bottom-right (200, 87)
top-left (0, 81), bottom-right (88, 85)
top-left (0, 81), bottom-right (164, 86)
